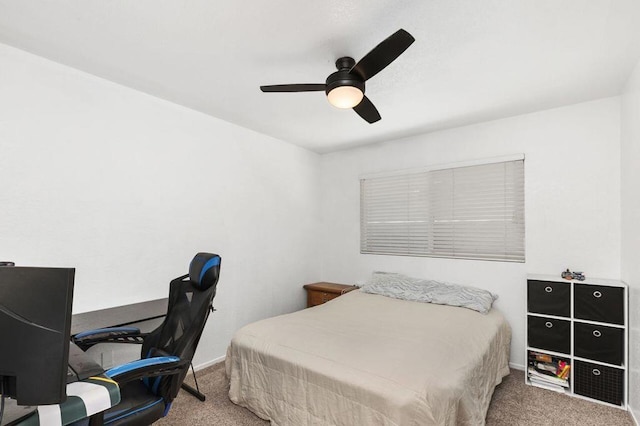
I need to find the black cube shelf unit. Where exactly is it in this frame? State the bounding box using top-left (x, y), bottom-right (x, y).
top-left (526, 274), bottom-right (628, 409)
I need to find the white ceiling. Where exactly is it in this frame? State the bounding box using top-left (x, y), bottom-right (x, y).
top-left (1, 1), bottom-right (640, 153)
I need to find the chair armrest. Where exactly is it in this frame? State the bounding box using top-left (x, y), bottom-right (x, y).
top-left (105, 356), bottom-right (188, 384)
top-left (72, 326), bottom-right (145, 350)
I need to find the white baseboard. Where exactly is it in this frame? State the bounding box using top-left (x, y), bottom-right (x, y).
top-left (509, 362), bottom-right (525, 371)
top-left (630, 405), bottom-right (639, 426)
top-left (189, 355), bottom-right (225, 373)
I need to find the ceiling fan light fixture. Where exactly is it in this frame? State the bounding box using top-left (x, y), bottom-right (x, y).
top-left (259, 30), bottom-right (415, 123)
top-left (327, 85), bottom-right (364, 109)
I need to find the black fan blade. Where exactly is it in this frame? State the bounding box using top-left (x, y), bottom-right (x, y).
top-left (350, 29), bottom-right (415, 81)
top-left (353, 96), bottom-right (381, 123)
top-left (260, 84), bottom-right (325, 93)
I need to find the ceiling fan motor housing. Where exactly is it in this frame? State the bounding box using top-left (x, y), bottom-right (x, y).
top-left (325, 57), bottom-right (365, 95)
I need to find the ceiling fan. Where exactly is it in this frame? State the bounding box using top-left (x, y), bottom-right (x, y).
top-left (260, 29), bottom-right (415, 124)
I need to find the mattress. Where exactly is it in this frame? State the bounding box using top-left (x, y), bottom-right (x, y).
top-left (226, 289), bottom-right (511, 426)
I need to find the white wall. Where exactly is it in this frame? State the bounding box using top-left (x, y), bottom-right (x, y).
top-left (0, 43), bottom-right (321, 367)
top-left (0, 39), bottom-right (630, 381)
top-left (319, 97), bottom-right (621, 367)
top-left (621, 58), bottom-right (640, 422)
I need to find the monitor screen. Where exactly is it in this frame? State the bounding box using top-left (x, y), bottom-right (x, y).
top-left (0, 266), bottom-right (75, 405)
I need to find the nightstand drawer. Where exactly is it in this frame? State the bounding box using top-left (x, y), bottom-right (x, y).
top-left (308, 290), bottom-right (340, 307)
top-left (574, 284), bottom-right (624, 325)
top-left (574, 322), bottom-right (624, 366)
top-left (527, 315), bottom-right (570, 354)
top-left (527, 280), bottom-right (571, 317)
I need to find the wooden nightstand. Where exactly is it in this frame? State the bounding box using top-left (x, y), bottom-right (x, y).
top-left (303, 282), bottom-right (359, 308)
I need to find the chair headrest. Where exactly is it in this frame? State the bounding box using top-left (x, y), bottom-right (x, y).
top-left (189, 253), bottom-right (221, 290)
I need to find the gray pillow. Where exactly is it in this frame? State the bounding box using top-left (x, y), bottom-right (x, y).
top-left (360, 271), bottom-right (498, 314)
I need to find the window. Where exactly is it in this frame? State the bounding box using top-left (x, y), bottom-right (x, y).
top-left (360, 157), bottom-right (524, 262)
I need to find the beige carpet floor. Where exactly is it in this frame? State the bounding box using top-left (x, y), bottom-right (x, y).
top-left (157, 363), bottom-right (634, 425)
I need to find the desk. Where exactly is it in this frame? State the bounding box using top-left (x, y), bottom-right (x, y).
top-left (71, 299), bottom-right (168, 370)
top-left (71, 298), bottom-right (168, 335)
top-left (70, 298), bottom-right (205, 401)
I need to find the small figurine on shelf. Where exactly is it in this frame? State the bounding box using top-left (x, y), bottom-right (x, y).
top-left (572, 271), bottom-right (585, 281)
top-left (561, 269), bottom-right (586, 281)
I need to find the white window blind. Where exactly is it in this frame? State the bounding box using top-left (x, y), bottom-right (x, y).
top-left (360, 159), bottom-right (524, 262)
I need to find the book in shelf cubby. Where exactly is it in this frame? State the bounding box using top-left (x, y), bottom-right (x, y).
top-left (527, 350), bottom-right (571, 392)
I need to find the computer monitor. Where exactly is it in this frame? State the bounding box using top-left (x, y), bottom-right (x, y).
top-left (0, 266), bottom-right (75, 405)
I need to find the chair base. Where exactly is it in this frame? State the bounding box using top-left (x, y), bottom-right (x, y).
top-left (181, 383), bottom-right (206, 401)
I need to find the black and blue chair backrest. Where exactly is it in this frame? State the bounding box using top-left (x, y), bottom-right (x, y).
top-left (141, 252), bottom-right (221, 403)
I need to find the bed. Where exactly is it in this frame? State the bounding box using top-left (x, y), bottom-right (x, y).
top-left (226, 288), bottom-right (511, 425)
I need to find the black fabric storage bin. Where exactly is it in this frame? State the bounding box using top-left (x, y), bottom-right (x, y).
top-left (574, 322), bottom-right (624, 366)
top-left (574, 360), bottom-right (624, 406)
top-left (527, 316), bottom-right (570, 354)
top-left (574, 284), bottom-right (624, 325)
top-left (527, 280), bottom-right (571, 317)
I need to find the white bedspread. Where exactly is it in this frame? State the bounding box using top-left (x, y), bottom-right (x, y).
top-left (226, 290), bottom-right (511, 426)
